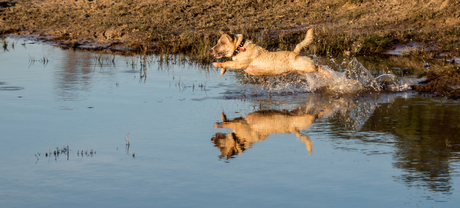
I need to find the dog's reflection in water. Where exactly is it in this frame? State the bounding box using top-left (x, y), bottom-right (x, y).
top-left (212, 108), bottom-right (329, 160)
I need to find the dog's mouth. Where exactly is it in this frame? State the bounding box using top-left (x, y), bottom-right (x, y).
top-left (211, 50), bottom-right (226, 59)
top-left (213, 53), bottom-right (223, 59)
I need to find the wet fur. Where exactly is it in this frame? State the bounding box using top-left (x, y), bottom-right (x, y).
top-left (211, 28), bottom-right (330, 76)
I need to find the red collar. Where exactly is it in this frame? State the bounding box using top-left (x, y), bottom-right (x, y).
top-left (233, 39), bottom-right (246, 56)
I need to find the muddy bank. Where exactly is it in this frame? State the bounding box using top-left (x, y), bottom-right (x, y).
top-left (1, 0), bottom-right (459, 57)
top-left (413, 64), bottom-right (460, 99)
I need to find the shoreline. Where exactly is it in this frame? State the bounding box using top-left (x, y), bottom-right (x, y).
top-left (1, 1), bottom-right (459, 58)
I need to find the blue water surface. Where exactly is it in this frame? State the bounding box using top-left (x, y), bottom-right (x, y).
top-left (1, 38), bottom-right (460, 208)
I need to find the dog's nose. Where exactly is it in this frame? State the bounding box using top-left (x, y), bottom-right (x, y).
top-left (210, 48), bottom-right (213, 53)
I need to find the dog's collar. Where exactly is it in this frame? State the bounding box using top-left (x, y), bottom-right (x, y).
top-left (233, 38), bottom-right (246, 56)
top-left (233, 134), bottom-right (245, 152)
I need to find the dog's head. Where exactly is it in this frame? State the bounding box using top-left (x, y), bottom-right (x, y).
top-left (211, 132), bottom-right (245, 160)
top-left (210, 31), bottom-right (240, 59)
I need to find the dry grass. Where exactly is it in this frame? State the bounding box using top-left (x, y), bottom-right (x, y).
top-left (0, 0), bottom-right (459, 62)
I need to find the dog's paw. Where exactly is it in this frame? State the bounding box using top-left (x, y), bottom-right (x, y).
top-left (212, 62), bottom-right (221, 68)
top-left (213, 122), bottom-right (224, 128)
top-left (220, 68), bottom-right (226, 76)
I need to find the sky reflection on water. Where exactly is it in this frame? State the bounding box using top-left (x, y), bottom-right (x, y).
top-left (1, 38), bottom-right (460, 207)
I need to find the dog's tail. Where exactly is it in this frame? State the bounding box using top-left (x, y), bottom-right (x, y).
top-left (293, 28), bottom-right (314, 54)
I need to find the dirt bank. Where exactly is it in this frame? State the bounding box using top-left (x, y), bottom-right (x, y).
top-left (413, 64), bottom-right (460, 99)
top-left (1, 0), bottom-right (459, 57)
top-left (1, 0), bottom-right (460, 97)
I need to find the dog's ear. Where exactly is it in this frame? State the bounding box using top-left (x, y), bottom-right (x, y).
top-left (219, 31), bottom-right (236, 42)
top-left (221, 112), bottom-right (228, 122)
top-left (227, 34), bottom-right (237, 42)
top-left (234, 34), bottom-right (243, 42)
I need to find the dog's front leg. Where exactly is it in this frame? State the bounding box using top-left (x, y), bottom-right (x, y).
top-left (212, 61), bottom-right (248, 75)
top-left (212, 62), bottom-right (227, 75)
top-left (295, 132), bottom-right (312, 153)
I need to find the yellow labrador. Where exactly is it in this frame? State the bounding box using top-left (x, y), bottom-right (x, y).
top-left (211, 28), bottom-right (330, 77)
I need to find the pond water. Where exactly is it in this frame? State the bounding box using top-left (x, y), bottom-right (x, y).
top-left (1, 37), bottom-right (460, 208)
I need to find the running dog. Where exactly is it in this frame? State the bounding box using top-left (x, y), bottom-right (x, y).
top-left (211, 28), bottom-right (330, 77)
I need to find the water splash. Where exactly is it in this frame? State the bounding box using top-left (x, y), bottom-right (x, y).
top-left (233, 57), bottom-right (412, 97)
top-left (263, 58), bottom-right (381, 94)
top-left (343, 58), bottom-right (381, 91)
top-left (375, 73), bottom-right (411, 91)
top-left (303, 65), bottom-right (368, 94)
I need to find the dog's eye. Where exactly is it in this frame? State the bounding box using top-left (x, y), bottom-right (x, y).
top-left (220, 42), bottom-right (225, 46)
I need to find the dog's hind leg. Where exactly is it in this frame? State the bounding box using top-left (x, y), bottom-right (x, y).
top-left (317, 65), bottom-right (331, 77)
top-left (282, 70), bottom-right (303, 76)
top-left (293, 56), bottom-right (331, 77)
top-left (292, 56), bottom-right (317, 73)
